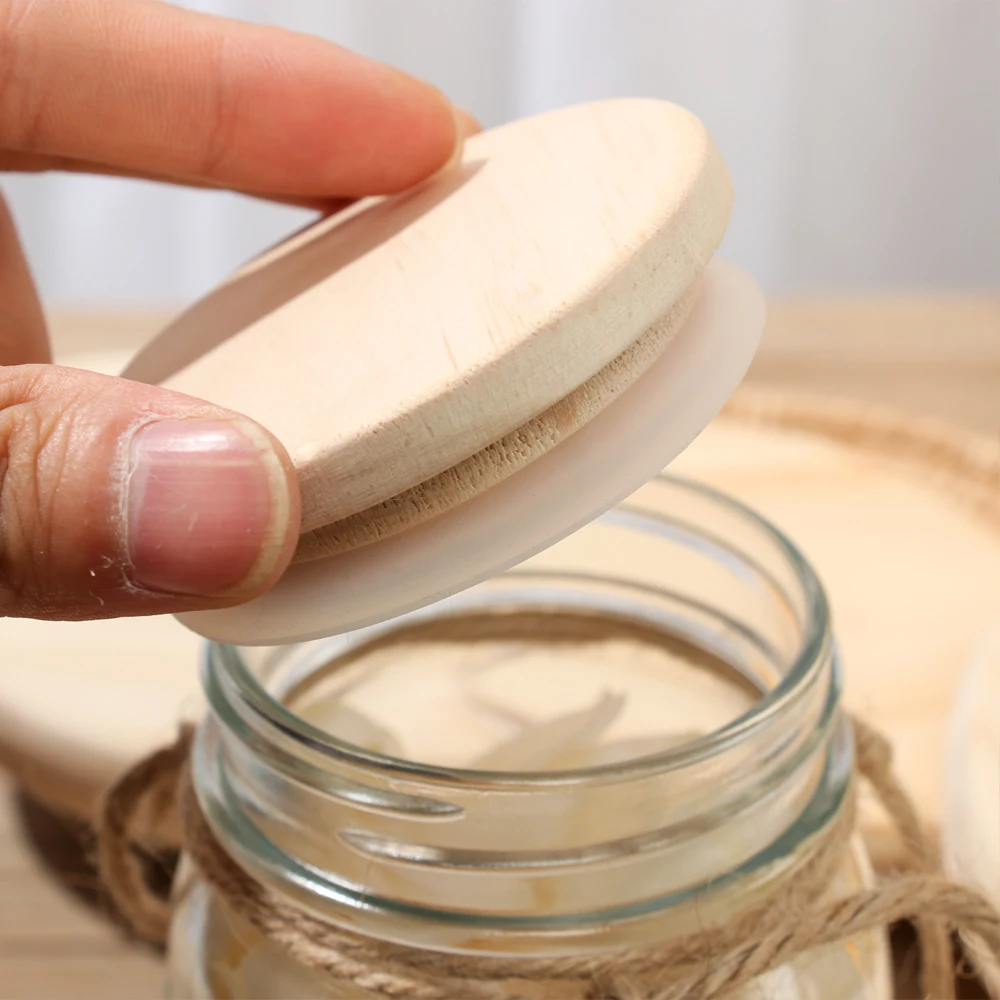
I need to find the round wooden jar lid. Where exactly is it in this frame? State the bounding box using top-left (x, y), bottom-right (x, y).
top-left (124, 99), bottom-right (733, 534)
top-left (177, 259), bottom-right (765, 644)
top-left (121, 98), bottom-right (767, 645)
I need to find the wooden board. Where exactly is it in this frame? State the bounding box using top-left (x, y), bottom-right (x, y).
top-left (0, 614), bottom-right (203, 826)
top-left (2, 297), bottom-right (996, 997)
top-left (0, 784), bottom-right (162, 1000)
top-left (673, 393), bottom-right (1000, 868)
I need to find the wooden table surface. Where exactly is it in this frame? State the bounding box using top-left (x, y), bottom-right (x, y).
top-left (2, 297), bottom-right (997, 1000)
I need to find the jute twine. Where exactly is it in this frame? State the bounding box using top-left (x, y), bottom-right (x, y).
top-left (95, 715), bottom-right (1000, 1000)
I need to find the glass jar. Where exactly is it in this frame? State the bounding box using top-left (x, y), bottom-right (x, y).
top-left (167, 475), bottom-right (892, 1000)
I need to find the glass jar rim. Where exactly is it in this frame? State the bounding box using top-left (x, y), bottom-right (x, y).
top-left (206, 473), bottom-right (831, 787)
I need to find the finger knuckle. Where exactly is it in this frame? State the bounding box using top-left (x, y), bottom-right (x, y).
top-left (0, 371), bottom-right (78, 612)
top-left (0, 0), bottom-right (49, 151)
top-left (199, 32), bottom-right (240, 179)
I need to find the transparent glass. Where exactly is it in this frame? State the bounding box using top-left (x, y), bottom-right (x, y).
top-left (167, 476), bottom-right (892, 999)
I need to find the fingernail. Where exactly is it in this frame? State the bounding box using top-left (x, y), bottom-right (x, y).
top-left (125, 419), bottom-right (293, 598)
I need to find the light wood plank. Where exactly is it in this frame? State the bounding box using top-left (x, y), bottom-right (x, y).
top-left (0, 955), bottom-right (161, 1000)
top-left (0, 774), bottom-right (163, 998)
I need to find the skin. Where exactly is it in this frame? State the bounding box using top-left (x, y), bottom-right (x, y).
top-left (0, 0), bottom-right (480, 621)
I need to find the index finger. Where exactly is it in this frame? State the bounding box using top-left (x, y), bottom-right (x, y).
top-left (0, 0), bottom-right (461, 197)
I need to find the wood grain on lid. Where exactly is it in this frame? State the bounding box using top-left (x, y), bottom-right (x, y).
top-left (123, 100), bottom-right (732, 533)
top-left (295, 282), bottom-right (699, 559)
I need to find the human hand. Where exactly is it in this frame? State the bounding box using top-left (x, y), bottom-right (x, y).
top-left (0, 0), bottom-right (475, 620)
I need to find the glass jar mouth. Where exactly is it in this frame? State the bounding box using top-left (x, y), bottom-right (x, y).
top-left (206, 474), bottom-right (831, 787)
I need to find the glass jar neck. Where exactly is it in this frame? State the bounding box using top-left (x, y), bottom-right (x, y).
top-left (191, 478), bottom-right (849, 955)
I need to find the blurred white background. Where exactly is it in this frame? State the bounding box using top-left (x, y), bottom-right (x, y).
top-left (3, 0), bottom-right (997, 307)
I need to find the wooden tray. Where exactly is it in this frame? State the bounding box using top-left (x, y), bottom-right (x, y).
top-left (676, 389), bottom-right (999, 868)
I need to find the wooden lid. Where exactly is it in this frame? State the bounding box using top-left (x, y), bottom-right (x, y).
top-left (120, 99), bottom-right (756, 645)
top-left (177, 259), bottom-right (763, 644)
top-left (123, 99), bottom-right (732, 535)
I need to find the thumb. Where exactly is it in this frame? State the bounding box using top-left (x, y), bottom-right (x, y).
top-left (0, 364), bottom-right (300, 620)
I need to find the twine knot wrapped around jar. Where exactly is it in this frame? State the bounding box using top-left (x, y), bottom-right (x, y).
top-left (96, 715), bottom-right (1000, 1000)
